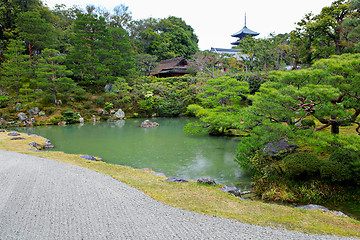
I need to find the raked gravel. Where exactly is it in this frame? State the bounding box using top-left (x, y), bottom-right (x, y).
top-left (0, 149), bottom-right (357, 240)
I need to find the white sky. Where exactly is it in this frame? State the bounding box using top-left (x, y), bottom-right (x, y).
top-left (44, 0), bottom-right (335, 50)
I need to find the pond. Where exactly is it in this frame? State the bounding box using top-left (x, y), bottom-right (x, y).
top-left (19, 118), bottom-right (252, 188)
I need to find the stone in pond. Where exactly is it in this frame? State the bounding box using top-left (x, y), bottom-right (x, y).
top-left (140, 120), bottom-right (159, 128)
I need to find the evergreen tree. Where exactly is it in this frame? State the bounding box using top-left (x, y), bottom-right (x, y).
top-left (66, 12), bottom-right (109, 89)
top-left (0, 39), bottom-right (30, 98)
top-left (35, 48), bottom-right (75, 105)
top-left (16, 10), bottom-right (58, 57)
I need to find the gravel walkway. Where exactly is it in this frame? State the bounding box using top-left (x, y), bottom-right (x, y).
top-left (0, 149), bottom-right (357, 240)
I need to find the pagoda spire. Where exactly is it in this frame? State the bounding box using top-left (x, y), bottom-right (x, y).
top-left (245, 12), bottom-right (246, 27)
top-left (231, 13), bottom-right (260, 45)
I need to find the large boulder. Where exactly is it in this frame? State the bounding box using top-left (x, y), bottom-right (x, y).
top-left (15, 103), bottom-right (23, 111)
top-left (140, 120), bottom-right (159, 128)
top-left (17, 112), bottom-right (27, 122)
top-left (104, 83), bottom-right (114, 93)
top-left (263, 139), bottom-right (298, 157)
top-left (27, 107), bottom-right (39, 116)
top-left (114, 109), bottom-right (125, 119)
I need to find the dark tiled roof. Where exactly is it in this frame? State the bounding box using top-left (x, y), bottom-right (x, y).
top-left (231, 26), bottom-right (260, 38)
top-left (151, 57), bottom-right (190, 75)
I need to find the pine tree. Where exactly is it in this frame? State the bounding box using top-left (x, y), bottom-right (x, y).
top-left (35, 48), bottom-right (75, 105)
top-left (1, 39), bottom-right (30, 98)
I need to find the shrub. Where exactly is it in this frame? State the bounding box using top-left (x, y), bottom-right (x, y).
top-left (72, 87), bottom-right (87, 101)
top-left (0, 95), bottom-right (10, 108)
top-left (321, 150), bottom-right (360, 184)
top-left (283, 152), bottom-right (321, 180)
top-left (61, 109), bottom-right (79, 124)
top-left (95, 96), bottom-right (105, 107)
top-left (44, 107), bottom-right (56, 115)
top-left (48, 115), bottom-right (63, 124)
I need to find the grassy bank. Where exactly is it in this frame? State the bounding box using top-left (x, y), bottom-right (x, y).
top-left (1, 130), bottom-right (359, 238)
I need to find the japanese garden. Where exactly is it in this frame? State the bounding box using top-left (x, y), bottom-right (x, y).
top-left (1, 0), bottom-right (360, 226)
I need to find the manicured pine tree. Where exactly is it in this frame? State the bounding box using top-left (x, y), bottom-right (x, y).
top-left (66, 12), bottom-right (109, 90)
top-left (1, 39), bottom-right (30, 98)
top-left (35, 48), bottom-right (75, 105)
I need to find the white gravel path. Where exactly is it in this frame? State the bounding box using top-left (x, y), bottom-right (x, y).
top-left (0, 149), bottom-right (357, 240)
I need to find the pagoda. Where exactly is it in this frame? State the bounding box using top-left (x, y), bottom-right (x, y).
top-left (231, 14), bottom-right (259, 45)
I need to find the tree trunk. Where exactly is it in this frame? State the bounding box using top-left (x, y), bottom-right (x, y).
top-left (331, 123), bottom-right (340, 134)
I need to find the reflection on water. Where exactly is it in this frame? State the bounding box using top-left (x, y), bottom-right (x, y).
top-left (19, 118), bottom-right (251, 187)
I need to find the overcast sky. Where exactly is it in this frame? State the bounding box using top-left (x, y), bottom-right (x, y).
top-left (44, 0), bottom-right (335, 50)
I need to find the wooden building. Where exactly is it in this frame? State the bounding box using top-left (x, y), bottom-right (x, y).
top-left (151, 57), bottom-right (192, 78)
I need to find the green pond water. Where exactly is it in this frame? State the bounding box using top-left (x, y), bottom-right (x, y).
top-left (20, 118), bottom-right (252, 188)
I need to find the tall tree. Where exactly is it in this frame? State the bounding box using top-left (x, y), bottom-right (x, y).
top-left (290, 0), bottom-right (357, 64)
top-left (0, 39), bottom-right (30, 97)
top-left (66, 12), bottom-right (109, 89)
top-left (128, 16), bottom-right (199, 60)
top-left (16, 10), bottom-right (58, 57)
top-left (35, 48), bottom-right (75, 105)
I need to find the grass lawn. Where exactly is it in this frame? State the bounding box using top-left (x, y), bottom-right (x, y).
top-left (1, 130), bottom-right (359, 238)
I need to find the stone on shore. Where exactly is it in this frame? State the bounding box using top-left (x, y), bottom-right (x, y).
top-left (8, 132), bottom-right (20, 136)
top-left (10, 137), bottom-right (25, 140)
top-left (165, 177), bottom-right (188, 183)
top-left (114, 109), bottom-right (125, 119)
top-left (81, 155), bottom-right (103, 161)
top-left (197, 178), bottom-right (216, 185)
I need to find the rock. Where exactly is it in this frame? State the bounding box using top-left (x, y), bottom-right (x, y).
top-left (330, 211), bottom-right (349, 218)
top-left (43, 139), bottom-right (54, 149)
top-left (110, 110), bottom-right (115, 114)
top-left (296, 204), bottom-right (329, 212)
top-left (80, 155), bottom-right (102, 161)
top-left (17, 112), bottom-right (27, 122)
top-left (8, 132), bottom-right (20, 136)
top-left (38, 111), bottom-right (46, 116)
top-left (15, 103), bottom-right (22, 111)
top-left (104, 83), bottom-right (114, 93)
top-left (220, 186), bottom-right (241, 197)
top-left (263, 139), bottom-right (298, 156)
top-left (100, 109), bottom-right (109, 116)
top-left (10, 137), bottom-right (25, 140)
top-left (140, 120), bottom-right (159, 128)
top-left (29, 142), bottom-right (43, 150)
top-left (165, 177), bottom-right (188, 183)
top-left (27, 107), bottom-right (39, 116)
top-left (197, 178), bottom-right (216, 185)
top-left (0, 129), bottom-right (6, 132)
top-left (114, 109), bottom-right (125, 119)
